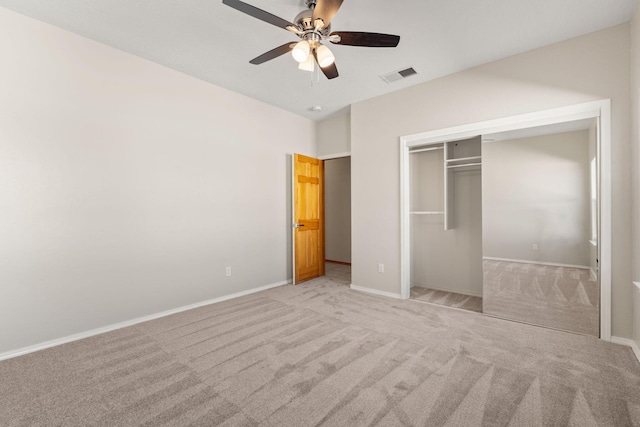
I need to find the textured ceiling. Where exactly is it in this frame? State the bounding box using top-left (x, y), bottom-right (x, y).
top-left (0, 0), bottom-right (636, 120)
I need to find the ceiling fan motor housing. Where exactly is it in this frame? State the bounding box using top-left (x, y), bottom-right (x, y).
top-left (294, 9), bottom-right (331, 35)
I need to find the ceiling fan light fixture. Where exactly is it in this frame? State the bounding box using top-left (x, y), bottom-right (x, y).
top-left (298, 54), bottom-right (315, 72)
top-left (292, 40), bottom-right (310, 62)
top-left (316, 44), bottom-right (335, 68)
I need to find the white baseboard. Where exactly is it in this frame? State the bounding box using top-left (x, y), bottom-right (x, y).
top-left (611, 336), bottom-right (640, 364)
top-left (0, 279), bottom-right (291, 362)
top-left (483, 257), bottom-right (589, 270)
top-left (350, 284), bottom-right (403, 300)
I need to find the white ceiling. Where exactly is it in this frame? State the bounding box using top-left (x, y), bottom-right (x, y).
top-left (0, 0), bottom-right (636, 120)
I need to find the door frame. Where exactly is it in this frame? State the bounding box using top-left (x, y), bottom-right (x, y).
top-left (291, 151), bottom-right (353, 284)
top-left (291, 151), bottom-right (351, 284)
top-left (399, 99), bottom-right (612, 341)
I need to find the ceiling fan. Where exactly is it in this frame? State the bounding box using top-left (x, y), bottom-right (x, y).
top-left (222, 0), bottom-right (400, 80)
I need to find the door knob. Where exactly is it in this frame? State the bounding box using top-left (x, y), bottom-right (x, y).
top-left (293, 223), bottom-right (305, 228)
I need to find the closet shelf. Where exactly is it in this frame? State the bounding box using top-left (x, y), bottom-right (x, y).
top-left (410, 211), bottom-right (445, 215)
top-left (446, 156), bottom-right (481, 164)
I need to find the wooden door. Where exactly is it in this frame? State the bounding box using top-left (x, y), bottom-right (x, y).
top-left (293, 153), bottom-right (325, 284)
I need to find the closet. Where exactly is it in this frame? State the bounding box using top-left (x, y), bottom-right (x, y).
top-left (409, 136), bottom-right (484, 302)
top-left (401, 106), bottom-right (608, 337)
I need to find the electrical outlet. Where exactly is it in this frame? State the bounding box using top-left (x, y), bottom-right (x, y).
top-left (532, 243), bottom-right (538, 251)
top-left (378, 263), bottom-right (384, 273)
top-left (225, 266), bottom-right (231, 277)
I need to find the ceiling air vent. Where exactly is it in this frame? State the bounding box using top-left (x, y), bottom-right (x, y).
top-left (381, 67), bottom-right (418, 83)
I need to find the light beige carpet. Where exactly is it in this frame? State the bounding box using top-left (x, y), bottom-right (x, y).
top-left (483, 260), bottom-right (600, 336)
top-left (324, 261), bottom-right (352, 285)
top-left (1, 274), bottom-right (639, 426)
top-left (410, 286), bottom-right (483, 313)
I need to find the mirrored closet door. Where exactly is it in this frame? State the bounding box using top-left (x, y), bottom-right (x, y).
top-left (481, 119), bottom-right (600, 336)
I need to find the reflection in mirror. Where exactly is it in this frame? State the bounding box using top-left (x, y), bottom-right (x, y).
top-left (481, 119), bottom-right (599, 336)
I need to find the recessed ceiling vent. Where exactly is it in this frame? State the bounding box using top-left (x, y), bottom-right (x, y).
top-left (381, 67), bottom-right (418, 83)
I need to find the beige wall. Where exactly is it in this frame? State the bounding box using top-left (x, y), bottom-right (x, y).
top-left (317, 114), bottom-right (351, 157)
top-left (631, 1), bottom-right (640, 349)
top-left (324, 157), bottom-right (351, 263)
top-left (482, 131), bottom-right (591, 267)
top-left (0, 9), bottom-right (315, 355)
top-left (351, 24), bottom-right (633, 337)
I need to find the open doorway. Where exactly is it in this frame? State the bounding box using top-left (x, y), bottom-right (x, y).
top-left (291, 153), bottom-right (351, 286)
top-left (324, 156), bottom-right (351, 285)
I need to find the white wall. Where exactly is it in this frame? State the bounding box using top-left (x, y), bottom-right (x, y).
top-left (317, 114), bottom-right (351, 157)
top-left (351, 24), bottom-right (633, 337)
top-left (482, 131), bottom-right (591, 267)
top-left (631, 1), bottom-right (640, 350)
top-left (0, 8), bottom-right (315, 355)
top-left (324, 157), bottom-right (351, 263)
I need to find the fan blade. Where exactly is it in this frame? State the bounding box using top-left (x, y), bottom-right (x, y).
top-left (312, 0), bottom-right (343, 29)
top-left (249, 42), bottom-right (295, 65)
top-left (320, 62), bottom-right (339, 79)
top-left (312, 48), bottom-right (339, 79)
top-left (330, 31), bottom-right (400, 47)
top-left (222, 0), bottom-right (294, 31)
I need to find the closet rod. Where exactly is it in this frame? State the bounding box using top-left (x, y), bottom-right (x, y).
top-left (409, 146), bottom-right (444, 154)
top-left (447, 162), bottom-right (482, 169)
